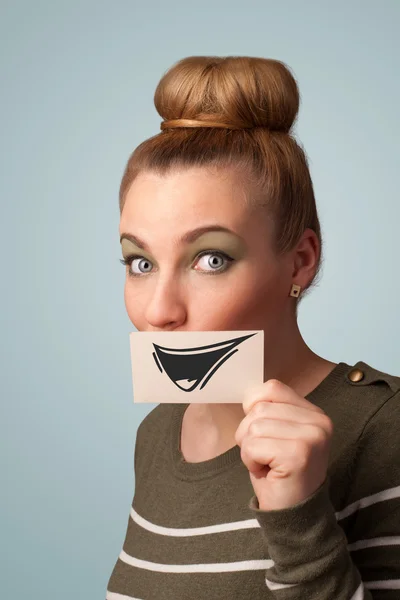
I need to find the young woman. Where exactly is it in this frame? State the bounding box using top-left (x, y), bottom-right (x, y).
top-left (106, 56), bottom-right (400, 600)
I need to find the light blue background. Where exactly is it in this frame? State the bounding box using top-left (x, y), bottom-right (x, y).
top-left (1, 1), bottom-right (399, 598)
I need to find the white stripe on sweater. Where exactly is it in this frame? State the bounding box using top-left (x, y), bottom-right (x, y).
top-left (112, 484), bottom-right (400, 594)
top-left (119, 549), bottom-right (272, 572)
top-left (107, 593), bottom-right (144, 600)
top-left (129, 484), bottom-right (400, 536)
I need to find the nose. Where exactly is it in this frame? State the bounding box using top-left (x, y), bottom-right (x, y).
top-left (144, 273), bottom-right (187, 330)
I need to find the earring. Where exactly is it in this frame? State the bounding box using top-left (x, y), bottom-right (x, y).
top-left (289, 283), bottom-right (301, 298)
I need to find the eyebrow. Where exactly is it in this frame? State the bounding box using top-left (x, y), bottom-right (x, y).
top-left (119, 225), bottom-right (242, 251)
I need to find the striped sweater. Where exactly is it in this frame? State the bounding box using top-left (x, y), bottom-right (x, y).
top-left (106, 360), bottom-right (400, 599)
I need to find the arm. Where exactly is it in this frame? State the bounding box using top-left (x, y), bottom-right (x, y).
top-left (247, 389), bottom-right (400, 599)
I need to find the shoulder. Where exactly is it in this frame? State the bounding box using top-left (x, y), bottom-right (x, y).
top-left (136, 403), bottom-right (183, 447)
top-left (339, 360), bottom-right (400, 447)
top-left (136, 402), bottom-right (177, 442)
top-left (344, 359), bottom-right (400, 406)
top-left (134, 403), bottom-right (176, 474)
top-left (347, 360), bottom-right (400, 393)
top-left (326, 360), bottom-right (400, 449)
top-left (338, 362), bottom-right (400, 506)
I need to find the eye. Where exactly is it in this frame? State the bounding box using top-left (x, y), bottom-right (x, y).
top-left (194, 250), bottom-right (233, 273)
top-left (119, 250), bottom-right (234, 277)
top-left (119, 255), bottom-right (154, 275)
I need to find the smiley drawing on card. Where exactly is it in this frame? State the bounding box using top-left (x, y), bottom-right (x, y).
top-left (130, 330), bottom-right (264, 404)
top-left (152, 332), bottom-right (257, 392)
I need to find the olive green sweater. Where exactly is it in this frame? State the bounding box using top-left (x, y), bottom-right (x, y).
top-left (106, 360), bottom-right (400, 599)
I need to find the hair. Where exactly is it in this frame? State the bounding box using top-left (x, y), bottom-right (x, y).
top-left (119, 56), bottom-right (324, 309)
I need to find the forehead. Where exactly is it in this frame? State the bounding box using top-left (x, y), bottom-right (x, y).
top-left (119, 167), bottom-right (254, 230)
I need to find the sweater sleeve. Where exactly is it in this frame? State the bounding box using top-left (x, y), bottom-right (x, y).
top-left (247, 389), bottom-right (400, 599)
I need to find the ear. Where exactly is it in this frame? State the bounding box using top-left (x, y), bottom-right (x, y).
top-left (291, 228), bottom-right (320, 286)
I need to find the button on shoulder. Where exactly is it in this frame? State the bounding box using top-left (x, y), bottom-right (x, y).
top-left (347, 368), bottom-right (365, 383)
top-left (346, 361), bottom-right (400, 394)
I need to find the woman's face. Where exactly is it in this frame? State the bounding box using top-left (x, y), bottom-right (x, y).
top-left (119, 167), bottom-right (296, 335)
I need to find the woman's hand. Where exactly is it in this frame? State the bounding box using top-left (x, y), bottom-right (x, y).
top-left (234, 379), bottom-right (333, 511)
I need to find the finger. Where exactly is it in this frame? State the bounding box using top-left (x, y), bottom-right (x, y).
top-left (235, 402), bottom-right (332, 445)
top-left (243, 378), bottom-right (326, 416)
top-left (240, 432), bottom-right (330, 475)
top-left (240, 436), bottom-right (303, 474)
top-left (236, 413), bottom-right (331, 447)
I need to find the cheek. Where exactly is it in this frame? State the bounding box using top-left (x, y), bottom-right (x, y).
top-left (193, 271), bottom-right (284, 325)
top-left (124, 280), bottom-right (147, 324)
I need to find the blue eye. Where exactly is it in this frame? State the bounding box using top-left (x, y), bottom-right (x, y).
top-left (119, 255), bottom-right (153, 276)
top-left (195, 251), bottom-right (232, 273)
top-left (119, 250), bottom-right (234, 277)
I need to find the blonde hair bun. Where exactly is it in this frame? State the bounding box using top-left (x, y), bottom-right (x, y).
top-left (154, 56), bottom-right (300, 134)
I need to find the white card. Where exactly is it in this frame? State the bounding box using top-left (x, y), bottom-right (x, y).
top-left (129, 330), bottom-right (264, 403)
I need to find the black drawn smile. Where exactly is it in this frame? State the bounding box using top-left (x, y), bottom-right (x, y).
top-left (152, 333), bottom-right (256, 392)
